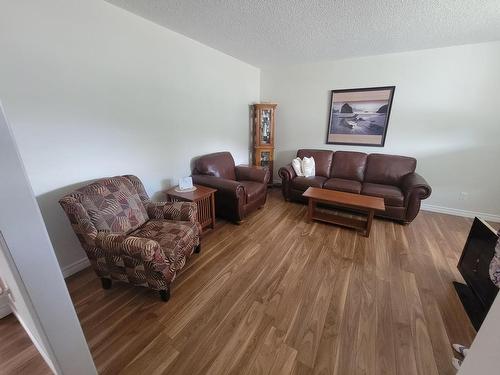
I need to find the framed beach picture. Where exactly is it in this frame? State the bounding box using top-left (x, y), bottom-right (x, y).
top-left (326, 86), bottom-right (395, 146)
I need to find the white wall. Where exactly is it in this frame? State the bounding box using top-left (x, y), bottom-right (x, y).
top-left (0, 0), bottom-right (260, 272)
top-left (261, 42), bottom-right (500, 220)
top-left (458, 294), bottom-right (500, 374)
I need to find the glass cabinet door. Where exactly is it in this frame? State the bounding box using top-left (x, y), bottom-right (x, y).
top-left (260, 109), bottom-right (272, 144)
top-left (260, 151), bottom-right (271, 167)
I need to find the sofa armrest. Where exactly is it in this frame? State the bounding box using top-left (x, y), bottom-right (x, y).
top-left (192, 174), bottom-right (245, 199)
top-left (401, 172), bottom-right (432, 200)
top-left (235, 165), bottom-right (270, 184)
top-left (278, 164), bottom-right (296, 201)
top-left (95, 233), bottom-right (166, 268)
top-left (147, 201), bottom-right (197, 223)
top-left (278, 164), bottom-right (297, 181)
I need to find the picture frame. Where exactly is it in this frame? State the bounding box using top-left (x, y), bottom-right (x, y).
top-left (326, 86), bottom-right (395, 147)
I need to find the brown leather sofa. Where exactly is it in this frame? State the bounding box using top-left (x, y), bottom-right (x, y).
top-left (192, 152), bottom-right (270, 222)
top-left (278, 149), bottom-right (431, 223)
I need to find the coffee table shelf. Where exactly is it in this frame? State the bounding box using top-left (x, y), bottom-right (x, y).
top-left (303, 187), bottom-right (385, 237)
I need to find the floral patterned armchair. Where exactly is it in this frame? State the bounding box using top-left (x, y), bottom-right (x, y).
top-left (59, 175), bottom-right (201, 301)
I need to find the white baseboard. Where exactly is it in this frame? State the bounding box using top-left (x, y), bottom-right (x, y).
top-left (422, 204), bottom-right (500, 223)
top-left (61, 257), bottom-right (90, 278)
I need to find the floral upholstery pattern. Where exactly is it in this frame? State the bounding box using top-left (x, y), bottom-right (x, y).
top-left (59, 175), bottom-right (200, 292)
top-left (123, 174), bottom-right (201, 232)
top-left (489, 230), bottom-right (500, 288)
top-left (69, 177), bottom-right (148, 233)
top-left (131, 219), bottom-right (199, 282)
top-left (147, 202), bottom-right (197, 223)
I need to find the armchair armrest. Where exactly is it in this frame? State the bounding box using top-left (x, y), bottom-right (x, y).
top-left (235, 165), bottom-right (270, 184)
top-left (95, 233), bottom-right (166, 267)
top-left (278, 164), bottom-right (297, 181)
top-left (147, 201), bottom-right (197, 223)
top-left (401, 172), bottom-right (432, 200)
top-left (59, 195), bottom-right (98, 247)
top-left (192, 174), bottom-right (245, 199)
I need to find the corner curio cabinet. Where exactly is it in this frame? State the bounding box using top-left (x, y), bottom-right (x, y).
top-left (253, 103), bottom-right (277, 183)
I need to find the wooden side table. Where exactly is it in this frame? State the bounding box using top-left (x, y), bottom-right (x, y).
top-left (165, 185), bottom-right (217, 232)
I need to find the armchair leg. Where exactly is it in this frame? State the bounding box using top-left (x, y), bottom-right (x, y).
top-left (101, 278), bottom-right (112, 290)
top-left (194, 243), bottom-right (201, 254)
top-left (159, 289), bottom-right (170, 302)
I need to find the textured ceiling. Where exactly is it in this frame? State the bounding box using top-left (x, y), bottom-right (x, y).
top-left (106, 0), bottom-right (500, 67)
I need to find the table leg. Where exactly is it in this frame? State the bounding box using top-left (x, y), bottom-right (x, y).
top-left (307, 198), bottom-right (314, 222)
top-left (365, 209), bottom-right (375, 237)
top-left (210, 193), bottom-right (216, 229)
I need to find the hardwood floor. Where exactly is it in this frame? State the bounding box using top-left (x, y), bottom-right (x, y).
top-left (0, 314), bottom-right (52, 374)
top-left (0, 188), bottom-right (486, 374)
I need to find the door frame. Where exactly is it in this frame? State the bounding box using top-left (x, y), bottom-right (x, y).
top-left (0, 102), bottom-right (96, 374)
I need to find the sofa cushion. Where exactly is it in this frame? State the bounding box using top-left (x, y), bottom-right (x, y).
top-left (324, 178), bottom-right (362, 194)
top-left (292, 158), bottom-right (304, 176)
top-left (291, 176), bottom-right (327, 191)
top-left (302, 157), bottom-right (315, 177)
top-left (331, 151), bottom-right (367, 182)
top-left (361, 183), bottom-right (404, 207)
top-left (193, 151), bottom-right (236, 180)
top-left (364, 154), bottom-right (416, 186)
top-left (239, 180), bottom-right (266, 202)
top-left (297, 149), bottom-right (334, 177)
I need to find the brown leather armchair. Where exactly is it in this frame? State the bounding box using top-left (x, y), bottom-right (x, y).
top-left (192, 152), bottom-right (270, 222)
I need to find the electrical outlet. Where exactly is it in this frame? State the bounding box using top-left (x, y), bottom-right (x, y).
top-left (459, 192), bottom-right (469, 201)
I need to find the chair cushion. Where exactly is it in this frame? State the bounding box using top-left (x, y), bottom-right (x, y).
top-left (361, 183), bottom-right (404, 207)
top-left (324, 178), bottom-right (362, 194)
top-left (240, 180), bottom-right (266, 202)
top-left (331, 151), bottom-right (367, 181)
top-left (297, 149), bottom-right (334, 177)
top-left (291, 176), bottom-right (327, 191)
top-left (364, 154), bottom-right (416, 186)
top-left (131, 219), bottom-right (199, 264)
top-left (76, 176), bottom-right (148, 233)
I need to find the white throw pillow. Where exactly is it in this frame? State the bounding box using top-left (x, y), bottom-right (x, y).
top-left (292, 157), bottom-right (304, 176)
top-left (302, 157), bottom-right (315, 177)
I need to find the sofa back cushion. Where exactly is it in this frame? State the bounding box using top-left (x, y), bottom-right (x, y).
top-left (364, 154), bottom-right (416, 186)
top-left (193, 151), bottom-right (236, 180)
top-left (296, 149), bottom-right (334, 177)
top-left (331, 151), bottom-right (367, 182)
top-left (74, 176), bottom-right (149, 233)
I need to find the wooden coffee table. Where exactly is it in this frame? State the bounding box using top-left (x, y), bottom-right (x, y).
top-left (165, 185), bottom-right (217, 232)
top-left (302, 187), bottom-right (385, 237)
